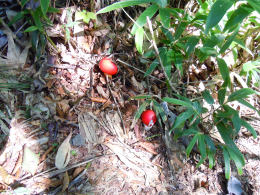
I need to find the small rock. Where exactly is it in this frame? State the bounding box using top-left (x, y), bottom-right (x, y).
top-left (71, 134), bottom-right (86, 146)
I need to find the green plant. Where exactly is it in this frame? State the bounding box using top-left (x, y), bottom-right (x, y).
top-left (9, 0), bottom-right (59, 58)
top-left (98, 0), bottom-right (260, 179)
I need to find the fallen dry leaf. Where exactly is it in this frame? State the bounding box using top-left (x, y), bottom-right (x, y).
top-left (56, 100), bottom-right (70, 118)
top-left (0, 166), bottom-right (15, 185)
top-left (22, 146), bottom-right (39, 175)
top-left (62, 171), bottom-right (70, 192)
top-left (55, 132), bottom-right (72, 169)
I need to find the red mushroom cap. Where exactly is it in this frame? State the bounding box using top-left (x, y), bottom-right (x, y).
top-left (99, 57), bottom-right (118, 76)
top-left (141, 110), bottom-right (157, 127)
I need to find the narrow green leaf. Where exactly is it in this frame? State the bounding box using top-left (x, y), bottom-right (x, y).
top-left (217, 58), bottom-right (230, 87)
top-left (97, 0), bottom-right (155, 14)
top-left (207, 150), bottom-right (215, 169)
top-left (131, 4), bottom-right (159, 35)
top-left (153, 100), bottom-right (168, 123)
top-left (156, 0), bottom-right (167, 7)
top-left (144, 59), bottom-right (159, 77)
top-left (228, 88), bottom-right (255, 102)
top-left (181, 128), bottom-right (199, 136)
top-left (205, 0), bottom-right (234, 34)
top-left (185, 36), bottom-right (200, 55)
top-left (174, 20), bottom-right (188, 40)
top-left (159, 8), bottom-right (171, 28)
top-left (237, 99), bottom-right (260, 116)
top-left (202, 90), bottom-right (214, 104)
top-left (218, 87), bottom-right (226, 105)
top-left (40, 0), bottom-right (50, 16)
top-left (197, 134), bottom-right (207, 167)
top-left (222, 146), bottom-right (231, 179)
top-left (172, 109), bottom-right (194, 129)
top-left (241, 60), bottom-right (260, 72)
top-left (47, 7), bottom-right (60, 13)
top-left (240, 119), bottom-right (257, 138)
top-left (161, 27), bottom-right (174, 42)
top-left (159, 48), bottom-right (171, 78)
top-left (21, 0), bottom-right (29, 7)
top-left (234, 38), bottom-right (253, 56)
top-left (186, 134), bottom-right (199, 157)
top-left (24, 26), bottom-right (38, 33)
top-left (219, 26), bottom-right (239, 54)
top-left (246, 0), bottom-right (260, 14)
top-left (135, 27), bottom-right (144, 54)
top-left (162, 97), bottom-right (193, 108)
top-left (224, 4), bottom-right (254, 32)
top-left (231, 113), bottom-right (241, 133)
top-left (227, 147), bottom-right (244, 175)
top-left (134, 100), bottom-right (151, 120)
top-left (8, 12), bottom-right (25, 26)
top-left (199, 47), bottom-right (218, 56)
top-left (31, 8), bottom-right (43, 31)
top-left (131, 95), bottom-right (152, 100)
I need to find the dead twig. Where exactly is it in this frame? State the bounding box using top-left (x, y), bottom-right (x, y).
top-left (106, 75), bottom-right (126, 134)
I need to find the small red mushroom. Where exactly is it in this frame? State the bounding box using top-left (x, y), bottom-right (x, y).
top-left (141, 110), bottom-right (157, 129)
top-left (99, 57), bottom-right (118, 76)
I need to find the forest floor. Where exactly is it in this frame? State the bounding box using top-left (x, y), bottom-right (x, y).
top-left (0, 1), bottom-right (259, 195)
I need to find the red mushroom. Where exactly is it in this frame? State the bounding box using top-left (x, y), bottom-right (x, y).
top-left (141, 110), bottom-right (157, 129)
top-left (99, 57), bottom-right (118, 76)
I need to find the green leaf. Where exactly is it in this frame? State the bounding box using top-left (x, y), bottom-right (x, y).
top-left (231, 113), bottom-right (241, 133)
top-left (156, 0), bottom-right (167, 7)
top-left (240, 119), bottom-right (257, 138)
top-left (159, 48), bottom-right (171, 78)
top-left (31, 8), bottom-right (43, 31)
top-left (226, 147), bottom-right (244, 175)
top-left (222, 146), bottom-right (231, 179)
top-left (131, 4), bottom-right (159, 35)
top-left (207, 150), bottom-right (215, 169)
top-left (75, 11), bottom-right (97, 24)
top-left (135, 27), bottom-right (144, 54)
top-left (186, 134), bottom-right (199, 157)
top-left (21, 0), bottom-right (29, 7)
top-left (96, 0), bottom-right (155, 14)
top-left (237, 99), bottom-right (260, 116)
top-left (153, 100), bottom-right (168, 123)
top-left (233, 38), bottom-right (253, 56)
top-left (168, 51), bottom-right (183, 75)
top-left (134, 100), bottom-right (151, 120)
top-left (228, 88), bottom-right (255, 102)
top-left (172, 109), bottom-right (194, 129)
top-left (219, 26), bottom-right (239, 54)
top-left (8, 11), bottom-right (25, 26)
top-left (218, 87), bottom-right (226, 105)
top-left (181, 128), bottom-right (199, 136)
top-left (174, 20), bottom-right (188, 40)
top-left (202, 90), bottom-right (214, 104)
top-left (217, 123), bottom-right (245, 168)
top-left (246, 0), bottom-right (260, 14)
top-left (224, 4), bottom-right (254, 32)
top-left (162, 97), bottom-right (193, 108)
top-left (199, 47), bottom-right (218, 56)
top-left (185, 36), bottom-right (200, 55)
top-left (24, 26), bottom-right (38, 32)
top-left (159, 8), bottom-right (171, 28)
top-left (241, 60), bottom-right (260, 73)
top-left (217, 58), bottom-right (230, 87)
top-left (161, 27), bottom-right (174, 42)
top-left (197, 134), bottom-right (207, 167)
top-left (40, 0), bottom-right (50, 16)
top-left (205, 0), bottom-right (234, 34)
top-left (144, 59), bottom-right (159, 77)
top-left (131, 95), bottom-right (152, 100)
top-left (47, 7), bottom-right (60, 13)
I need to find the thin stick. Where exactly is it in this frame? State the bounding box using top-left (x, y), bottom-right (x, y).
top-left (117, 59), bottom-right (166, 83)
top-left (19, 155), bottom-right (103, 181)
top-left (146, 17), bottom-right (179, 94)
top-left (106, 75), bottom-right (126, 134)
